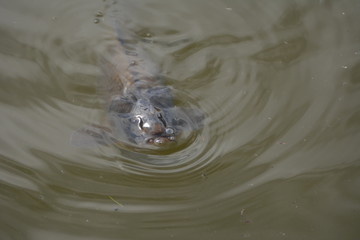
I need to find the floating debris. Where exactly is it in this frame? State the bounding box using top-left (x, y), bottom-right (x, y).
top-left (96, 10), bottom-right (104, 17)
top-left (108, 196), bottom-right (123, 207)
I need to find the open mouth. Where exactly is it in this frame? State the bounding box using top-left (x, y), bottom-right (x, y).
top-left (145, 127), bottom-right (176, 146)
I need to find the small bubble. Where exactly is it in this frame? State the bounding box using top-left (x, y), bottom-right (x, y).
top-left (201, 172), bottom-right (207, 178)
top-left (96, 11), bottom-right (104, 17)
top-left (341, 65), bottom-right (348, 69)
top-left (240, 208), bottom-right (245, 215)
top-left (154, 138), bottom-right (165, 145)
top-left (93, 18), bottom-right (100, 24)
top-left (242, 233), bottom-right (251, 237)
top-left (165, 127), bottom-right (174, 135)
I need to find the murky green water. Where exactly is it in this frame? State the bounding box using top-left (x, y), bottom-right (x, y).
top-left (1, 0), bottom-right (360, 239)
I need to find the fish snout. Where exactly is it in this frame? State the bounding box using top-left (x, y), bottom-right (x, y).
top-left (143, 122), bottom-right (164, 135)
top-left (145, 125), bottom-right (176, 146)
top-left (147, 136), bottom-right (175, 146)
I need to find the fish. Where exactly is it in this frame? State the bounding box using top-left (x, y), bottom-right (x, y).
top-left (70, 8), bottom-right (203, 152)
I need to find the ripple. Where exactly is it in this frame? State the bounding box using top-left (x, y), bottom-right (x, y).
top-left (1, 0), bottom-right (360, 239)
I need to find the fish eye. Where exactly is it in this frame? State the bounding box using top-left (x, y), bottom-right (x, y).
top-left (138, 118), bottom-right (144, 130)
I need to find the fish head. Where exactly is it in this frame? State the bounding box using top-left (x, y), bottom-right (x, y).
top-left (131, 98), bottom-right (177, 147)
top-left (108, 93), bottom-right (202, 150)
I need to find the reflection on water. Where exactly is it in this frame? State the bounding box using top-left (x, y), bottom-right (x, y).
top-left (1, 0), bottom-right (360, 239)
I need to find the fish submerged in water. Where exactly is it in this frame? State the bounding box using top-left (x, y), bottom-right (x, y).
top-left (71, 13), bottom-right (203, 152)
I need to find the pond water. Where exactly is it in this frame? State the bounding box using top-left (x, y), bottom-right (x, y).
top-left (1, 0), bottom-right (360, 239)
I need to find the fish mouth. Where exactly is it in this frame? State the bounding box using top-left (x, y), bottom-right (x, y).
top-left (145, 130), bottom-right (176, 147)
top-left (140, 124), bottom-right (176, 147)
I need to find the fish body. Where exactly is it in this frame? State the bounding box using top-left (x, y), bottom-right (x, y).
top-left (71, 12), bottom-right (203, 151)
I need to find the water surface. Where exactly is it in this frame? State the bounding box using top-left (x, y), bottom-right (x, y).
top-left (1, 0), bottom-right (360, 239)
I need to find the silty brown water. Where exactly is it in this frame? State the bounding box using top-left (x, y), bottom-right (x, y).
top-left (0, 0), bottom-right (360, 239)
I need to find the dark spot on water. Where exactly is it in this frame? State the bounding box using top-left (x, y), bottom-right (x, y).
top-left (125, 50), bottom-right (138, 56)
top-left (53, 37), bottom-right (62, 46)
